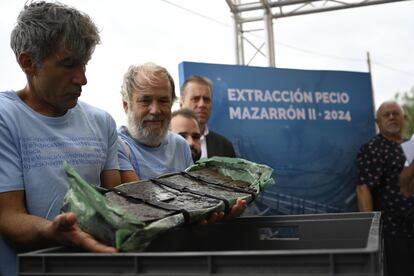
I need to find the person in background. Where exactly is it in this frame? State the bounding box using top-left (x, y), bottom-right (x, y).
top-left (117, 62), bottom-right (193, 182)
top-left (0, 2), bottom-right (119, 275)
top-left (180, 75), bottom-right (236, 158)
top-left (400, 136), bottom-right (414, 197)
top-left (170, 108), bottom-right (202, 162)
top-left (356, 101), bottom-right (414, 276)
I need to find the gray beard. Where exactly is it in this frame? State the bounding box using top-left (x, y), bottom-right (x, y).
top-left (127, 112), bottom-right (169, 147)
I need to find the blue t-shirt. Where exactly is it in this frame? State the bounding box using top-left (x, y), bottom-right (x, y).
top-left (118, 126), bottom-right (193, 180)
top-left (0, 91), bottom-right (119, 276)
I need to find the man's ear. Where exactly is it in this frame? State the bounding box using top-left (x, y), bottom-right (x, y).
top-left (123, 100), bottom-right (128, 113)
top-left (375, 118), bottom-right (379, 129)
top-left (18, 52), bottom-right (36, 76)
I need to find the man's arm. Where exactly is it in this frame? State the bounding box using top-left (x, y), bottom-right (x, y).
top-left (400, 164), bottom-right (414, 197)
top-left (0, 191), bottom-right (117, 253)
top-left (116, 138), bottom-right (140, 184)
top-left (120, 170), bottom-right (140, 183)
top-left (100, 169), bottom-right (122, 189)
top-left (356, 184), bottom-right (373, 212)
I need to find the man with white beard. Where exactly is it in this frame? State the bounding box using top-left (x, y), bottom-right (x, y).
top-left (117, 63), bottom-right (247, 222)
top-left (117, 63), bottom-right (193, 181)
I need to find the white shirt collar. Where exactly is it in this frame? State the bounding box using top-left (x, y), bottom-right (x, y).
top-left (200, 125), bottom-right (209, 158)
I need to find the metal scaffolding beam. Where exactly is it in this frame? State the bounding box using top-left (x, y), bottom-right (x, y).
top-left (225, 0), bottom-right (412, 66)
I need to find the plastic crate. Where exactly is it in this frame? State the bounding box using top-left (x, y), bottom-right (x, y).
top-left (18, 212), bottom-right (382, 276)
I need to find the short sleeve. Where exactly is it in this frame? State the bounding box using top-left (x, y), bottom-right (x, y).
top-left (0, 115), bottom-right (24, 192)
top-left (117, 138), bottom-right (134, 171)
top-left (356, 143), bottom-right (383, 189)
top-left (103, 113), bottom-right (120, 171)
top-left (183, 143), bottom-right (194, 168)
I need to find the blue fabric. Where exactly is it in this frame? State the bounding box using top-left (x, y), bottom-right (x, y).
top-left (118, 126), bottom-right (193, 180)
top-left (0, 91), bottom-right (119, 276)
top-left (117, 136), bottom-right (133, 170)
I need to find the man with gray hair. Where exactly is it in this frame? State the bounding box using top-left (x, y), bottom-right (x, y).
top-left (0, 2), bottom-right (118, 275)
top-left (117, 64), bottom-right (247, 222)
top-left (356, 101), bottom-right (414, 276)
top-left (118, 62), bottom-right (193, 182)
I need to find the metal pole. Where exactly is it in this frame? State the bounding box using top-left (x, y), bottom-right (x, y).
top-left (264, 9), bottom-right (275, 67)
top-left (237, 22), bottom-right (245, 65)
top-left (227, 0), bottom-right (245, 65)
top-left (232, 14), bottom-right (241, 65)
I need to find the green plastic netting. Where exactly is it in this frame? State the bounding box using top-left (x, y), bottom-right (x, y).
top-left (62, 157), bottom-right (274, 251)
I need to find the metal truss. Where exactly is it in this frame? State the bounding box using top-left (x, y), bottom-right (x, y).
top-left (225, 0), bottom-right (412, 66)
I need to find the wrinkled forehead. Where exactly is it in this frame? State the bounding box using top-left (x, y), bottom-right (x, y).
top-left (132, 76), bottom-right (172, 100)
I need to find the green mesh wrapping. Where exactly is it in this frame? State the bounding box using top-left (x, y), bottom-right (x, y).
top-left (62, 157), bottom-right (274, 252)
top-left (188, 156), bottom-right (275, 191)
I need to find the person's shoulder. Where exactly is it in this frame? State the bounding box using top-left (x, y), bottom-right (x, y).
top-left (167, 131), bottom-right (188, 146)
top-left (166, 131), bottom-right (192, 162)
top-left (118, 127), bottom-right (139, 149)
top-left (0, 91), bottom-right (18, 106)
top-left (365, 134), bottom-right (381, 144)
top-left (208, 130), bottom-right (232, 144)
top-left (77, 101), bottom-right (108, 115)
top-left (166, 132), bottom-right (191, 154)
top-left (358, 134), bottom-right (383, 151)
top-left (0, 91), bottom-right (15, 98)
top-left (0, 91), bottom-right (24, 115)
top-left (76, 101), bottom-right (115, 122)
top-left (118, 125), bottom-right (128, 135)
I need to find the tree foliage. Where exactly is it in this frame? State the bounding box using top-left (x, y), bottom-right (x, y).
top-left (395, 86), bottom-right (414, 138)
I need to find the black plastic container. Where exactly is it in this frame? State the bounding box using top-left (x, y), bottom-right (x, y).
top-left (18, 212), bottom-right (382, 276)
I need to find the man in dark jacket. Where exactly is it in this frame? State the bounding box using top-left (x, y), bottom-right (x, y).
top-left (180, 75), bottom-right (236, 158)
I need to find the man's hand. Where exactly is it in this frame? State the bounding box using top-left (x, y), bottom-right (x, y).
top-left (0, 191), bottom-right (117, 253)
top-left (49, 212), bottom-right (117, 253)
top-left (400, 166), bottom-right (414, 197)
top-left (198, 198), bottom-right (247, 226)
top-left (225, 198), bottom-right (247, 219)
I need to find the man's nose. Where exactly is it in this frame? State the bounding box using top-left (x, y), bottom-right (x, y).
top-left (187, 137), bottom-right (195, 146)
top-left (72, 65), bottom-right (87, 86)
top-left (197, 98), bottom-right (207, 107)
top-left (149, 101), bottom-right (161, 114)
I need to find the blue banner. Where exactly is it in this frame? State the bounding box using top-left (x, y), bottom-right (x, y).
top-left (179, 62), bottom-right (375, 214)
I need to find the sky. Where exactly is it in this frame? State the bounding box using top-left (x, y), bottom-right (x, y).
top-left (1, 0), bottom-right (413, 126)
